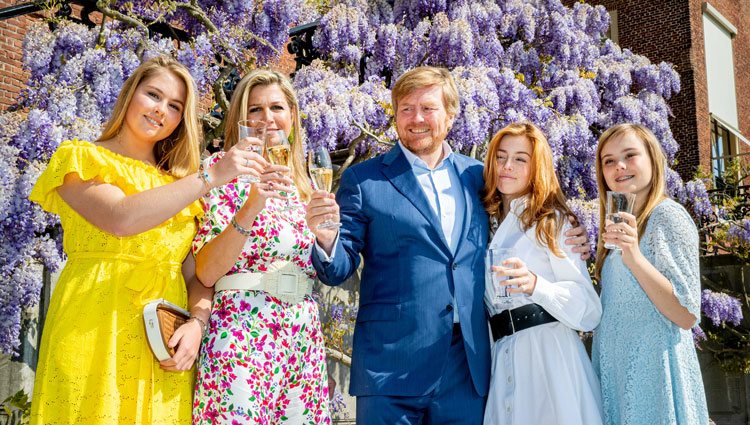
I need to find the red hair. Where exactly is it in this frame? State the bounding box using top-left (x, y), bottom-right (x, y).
top-left (482, 122), bottom-right (575, 256)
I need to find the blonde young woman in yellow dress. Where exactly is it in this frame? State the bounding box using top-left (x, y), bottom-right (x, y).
top-left (28, 56), bottom-right (265, 424)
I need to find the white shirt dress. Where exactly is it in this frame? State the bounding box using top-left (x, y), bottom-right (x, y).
top-left (483, 197), bottom-right (604, 425)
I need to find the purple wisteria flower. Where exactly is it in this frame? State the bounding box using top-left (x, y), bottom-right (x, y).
top-left (0, 0), bottom-right (723, 361)
top-left (701, 289), bottom-right (743, 327)
top-left (692, 326), bottom-right (707, 347)
top-left (567, 199), bottom-right (599, 260)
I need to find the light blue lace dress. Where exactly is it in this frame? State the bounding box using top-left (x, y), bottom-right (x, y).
top-left (592, 199), bottom-right (708, 425)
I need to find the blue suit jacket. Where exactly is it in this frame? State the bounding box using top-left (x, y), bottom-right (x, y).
top-left (312, 145), bottom-right (491, 397)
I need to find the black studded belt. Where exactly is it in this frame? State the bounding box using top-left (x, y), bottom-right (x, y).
top-left (489, 303), bottom-right (558, 342)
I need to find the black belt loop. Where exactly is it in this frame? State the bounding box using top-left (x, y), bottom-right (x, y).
top-left (489, 303), bottom-right (558, 342)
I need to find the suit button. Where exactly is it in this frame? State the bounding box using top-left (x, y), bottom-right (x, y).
top-left (445, 304), bottom-right (454, 312)
top-left (452, 263), bottom-right (458, 270)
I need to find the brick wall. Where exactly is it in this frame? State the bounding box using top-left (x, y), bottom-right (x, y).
top-left (566, 0), bottom-right (750, 182)
top-left (0, 0), bottom-right (43, 110)
top-left (705, 0), bottom-right (750, 164)
top-left (565, 0), bottom-right (703, 180)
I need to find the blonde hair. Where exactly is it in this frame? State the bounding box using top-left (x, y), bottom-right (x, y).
top-left (97, 56), bottom-right (201, 178)
top-left (594, 123), bottom-right (667, 279)
top-left (223, 69), bottom-right (312, 202)
top-left (391, 66), bottom-right (460, 117)
top-left (482, 122), bottom-right (575, 256)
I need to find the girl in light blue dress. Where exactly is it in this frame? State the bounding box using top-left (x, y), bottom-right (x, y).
top-left (592, 123), bottom-right (708, 425)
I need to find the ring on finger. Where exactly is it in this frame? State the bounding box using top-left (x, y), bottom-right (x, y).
top-left (245, 159), bottom-right (250, 167)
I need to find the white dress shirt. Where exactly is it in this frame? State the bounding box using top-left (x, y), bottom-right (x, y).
top-left (316, 142), bottom-right (466, 322)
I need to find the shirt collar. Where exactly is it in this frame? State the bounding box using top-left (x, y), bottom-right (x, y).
top-left (508, 195), bottom-right (529, 215)
top-left (398, 141), bottom-right (454, 171)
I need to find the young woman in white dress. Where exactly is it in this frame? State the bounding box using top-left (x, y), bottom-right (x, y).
top-left (482, 122), bottom-right (603, 425)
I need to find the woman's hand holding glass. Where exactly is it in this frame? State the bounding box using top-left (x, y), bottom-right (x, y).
top-left (236, 119), bottom-right (267, 184)
top-left (601, 211), bottom-right (642, 266)
top-left (492, 256), bottom-right (538, 296)
top-left (210, 137), bottom-right (268, 187)
top-left (243, 164), bottom-right (293, 210)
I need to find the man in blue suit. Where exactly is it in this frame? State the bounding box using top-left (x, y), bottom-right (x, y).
top-left (306, 67), bottom-right (586, 424)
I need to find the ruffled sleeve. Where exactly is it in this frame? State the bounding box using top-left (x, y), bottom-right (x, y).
top-left (30, 139), bottom-right (203, 222)
top-left (646, 199), bottom-right (702, 326)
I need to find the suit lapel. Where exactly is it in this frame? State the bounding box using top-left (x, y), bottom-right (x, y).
top-left (381, 145), bottom-right (451, 254)
top-left (452, 155), bottom-right (477, 255)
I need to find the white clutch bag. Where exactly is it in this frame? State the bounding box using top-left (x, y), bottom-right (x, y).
top-left (143, 299), bottom-right (190, 361)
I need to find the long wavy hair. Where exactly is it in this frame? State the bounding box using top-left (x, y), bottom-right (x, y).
top-left (482, 122), bottom-right (575, 256)
top-left (223, 69), bottom-right (312, 202)
top-left (96, 56), bottom-right (201, 178)
top-left (594, 123), bottom-right (667, 279)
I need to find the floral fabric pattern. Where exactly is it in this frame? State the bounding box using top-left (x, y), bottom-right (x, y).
top-left (192, 151), bottom-right (330, 424)
top-left (193, 152), bottom-right (316, 278)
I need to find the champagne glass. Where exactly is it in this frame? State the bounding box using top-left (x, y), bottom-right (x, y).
top-left (487, 247), bottom-right (516, 305)
top-left (237, 119), bottom-right (266, 184)
top-left (265, 130), bottom-right (295, 211)
top-left (308, 146), bottom-right (341, 230)
top-left (604, 191), bottom-right (636, 251)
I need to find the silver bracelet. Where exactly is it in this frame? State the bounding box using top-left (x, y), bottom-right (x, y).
top-left (198, 162), bottom-right (212, 192)
top-left (188, 315), bottom-right (207, 336)
top-left (230, 216), bottom-right (253, 237)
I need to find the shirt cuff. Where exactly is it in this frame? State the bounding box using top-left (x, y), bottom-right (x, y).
top-left (529, 273), bottom-right (554, 306)
top-left (314, 232), bottom-right (340, 263)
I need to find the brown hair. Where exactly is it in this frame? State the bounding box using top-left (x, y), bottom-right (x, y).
top-left (223, 69), bottom-right (311, 202)
top-left (482, 122), bottom-right (575, 256)
top-left (594, 123), bottom-right (667, 279)
top-left (391, 66), bottom-right (460, 117)
top-left (97, 56), bottom-right (201, 178)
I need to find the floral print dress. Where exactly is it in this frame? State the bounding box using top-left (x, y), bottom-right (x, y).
top-left (192, 152), bottom-right (330, 425)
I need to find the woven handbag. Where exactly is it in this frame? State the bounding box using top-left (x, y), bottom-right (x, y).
top-left (143, 299), bottom-right (190, 361)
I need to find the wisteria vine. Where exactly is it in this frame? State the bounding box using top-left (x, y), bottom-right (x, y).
top-left (0, 0), bottom-right (745, 377)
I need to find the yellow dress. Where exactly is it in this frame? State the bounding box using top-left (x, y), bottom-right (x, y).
top-left (28, 139), bottom-right (203, 424)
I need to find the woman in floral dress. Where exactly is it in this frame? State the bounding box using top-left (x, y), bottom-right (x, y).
top-left (192, 69), bottom-right (330, 424)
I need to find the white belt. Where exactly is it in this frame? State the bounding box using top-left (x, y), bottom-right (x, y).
top-left (215, 262), bottom-right (314, 305)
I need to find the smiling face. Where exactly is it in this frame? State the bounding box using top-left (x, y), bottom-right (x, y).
top-left (495, 133), bottom-right (533, 204)
top-left (600, 130), bottom-right (653, 203)
top-left (246, 83), bottom-right (293, 137)
top-left (122, 70), bottom-right (186, 145)
top-left (395, 84), bottom-right (455, 159)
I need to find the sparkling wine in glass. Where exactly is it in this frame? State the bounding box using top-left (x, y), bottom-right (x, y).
top-left (265, 130), bottom-right (295, 210)
top-left (308, 146), bottom-right (341, 230)
top-left (237, 119), bottom-right (266, 184)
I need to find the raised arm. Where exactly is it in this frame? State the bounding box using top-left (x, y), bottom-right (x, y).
top-left (56, 141), bottom-right (264, 237)
top-left (602, 205), bottom-right (700, 330)
top-left (308, 168), bottom-right (367, 286)
top-left (194, 165), bottom-right (291, 286)
top-left (530, 222), bottom-right (602, 332)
